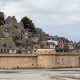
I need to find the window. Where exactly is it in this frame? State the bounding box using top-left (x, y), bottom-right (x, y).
top-left (12, 50), bottom-right (15, 52)
top-left (34, 50), bottom-right (36, 52)
top-left (61, 45), bottom-right (62, 48)
top-left (1, 49), bottom-right (2, 52)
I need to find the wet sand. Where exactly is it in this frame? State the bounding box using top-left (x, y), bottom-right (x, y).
top-left (0, 68), bottom-right (80, 80)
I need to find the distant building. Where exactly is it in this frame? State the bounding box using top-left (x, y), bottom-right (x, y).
top-left (36, 28), bottom-right (42, 42)
top-left (58, 37), bottom-right (65, 49)
top-left (0, 33), bottom-right (5, 43)
top-left (5, 16), bottom-right (17, 24)
top-left (43, 36), bottom-right (71, 52)
top-left (43, 36), bottom-right (60, 45)
top-left (35, 28), bottom-right (49, 42)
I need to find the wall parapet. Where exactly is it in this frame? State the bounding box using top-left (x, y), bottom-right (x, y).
top-left (0, 54), bottom-right (37, 57)
top-left (56, 52), bottom-right (80, 56)
top-left (37, 49), bottom-right (56, 54)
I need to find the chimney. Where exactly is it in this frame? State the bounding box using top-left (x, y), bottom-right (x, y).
top-left (13, 16), bottom-right (15, 18)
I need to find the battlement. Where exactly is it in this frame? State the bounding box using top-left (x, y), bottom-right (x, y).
top-left (36, 49), bottom-right (56, 54)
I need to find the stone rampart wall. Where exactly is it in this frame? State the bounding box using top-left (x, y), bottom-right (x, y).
top-left (0, 51), bottom-right (80, 69)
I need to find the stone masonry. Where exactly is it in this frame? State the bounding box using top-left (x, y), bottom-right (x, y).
top-left (0, 49), bottom-right (79, 69)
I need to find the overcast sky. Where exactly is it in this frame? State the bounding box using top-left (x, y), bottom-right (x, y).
top-left (0, 0), bottom-right (80, 42)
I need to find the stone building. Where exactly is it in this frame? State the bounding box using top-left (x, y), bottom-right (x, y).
top-left (5, 16), bottom-right (17, 24)
top-left (0, 32), bottom-right (5, 43)
top-left (58, 38), bottom-right (65, 49)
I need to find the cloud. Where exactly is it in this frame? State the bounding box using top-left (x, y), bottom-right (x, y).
top-left (0, 0), bottom-right (80, 41)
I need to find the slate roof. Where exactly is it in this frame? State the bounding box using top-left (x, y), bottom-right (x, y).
top-left (44, 37), bottom-right (61, 41)
top-left (47, 42), bottom-right (56, 45)
top-left (41, 42), bottom-right (56, 46)
top-left (12, 22), bottom-right (21, 26)
top-left (52, 37), bottom-right (61, 41)
top-left (35, 28), bottom-right (42, 33)
top-left (3, 22), bottom-right (22, 28)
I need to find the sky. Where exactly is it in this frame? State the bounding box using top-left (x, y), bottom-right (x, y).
top-left (0, 0), bottom-right (80, 42)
